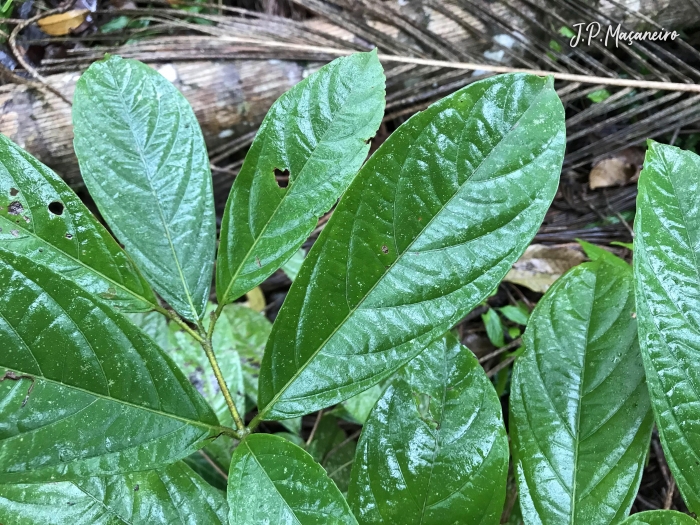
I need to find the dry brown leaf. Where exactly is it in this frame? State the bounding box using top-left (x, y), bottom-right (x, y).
top-left (504, 243), bottom-right (586, 293)
top-left (588, 157), bottom-right (636, 189)
top-left (37, 10), bottom-right (89, 36)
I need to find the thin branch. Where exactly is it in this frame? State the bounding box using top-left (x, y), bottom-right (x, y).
top-left (211, 38), bottom-right (700, 93)
top-left (664, 478), bottom-right (676, 510)
top-left (479, 338), bottom-right (522, 364)
top-left (486, 355), bottom-right (517, 379)
top-left (306, 409), bottom-right (324, 446)
top-left (8, 0), bottom-right (76, 105)
top-left (198, 449), bottom-right (228, 480)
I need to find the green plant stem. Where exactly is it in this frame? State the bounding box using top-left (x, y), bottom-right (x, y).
top-left (200, 334), bottom-right (248, 435)
top-left (154, 304), bottom-right (204, 343)
top-left (154, 303), bottom-right (248, 436)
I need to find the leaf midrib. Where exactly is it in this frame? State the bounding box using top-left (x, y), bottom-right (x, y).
top-left (0, 219), bottom-right (156, 310)
top-left (105, 61), bottom-right (200, 321)
top-left (259, 79), bottom-right (552, 419)
top-left (220, 55), bottom-right (379, 303)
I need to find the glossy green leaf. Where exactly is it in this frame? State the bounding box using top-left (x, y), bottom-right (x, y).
top-left (0, 250), bottom-right (222, 483)
top-left (0, 133), bottom-right (156, 312)
top-left (216, 50), bottom-right (386, 304)
top-left (307, 415), bottom-right (357, 493)
top-left (348, 332), bottom-right (509, 524)
top-left (340, 384), bottom-right (384, 425)
top-left (73, 54), bottom-right (216, 321)
top-left (633, 141), bottom-right (700, 513)
top-left (258, 73), bottom-right (565, 420)
top-left (227, 434), bottom-right (357, 524)
top-left (483, 307), bottom-right (506, 347)
top-left (500, 303), bottom-right (530, 325)
top-left (618, 511), bottom-right (698, 525)
top-left (510, 255), bottom-right (653, 524)
top-left (183, 449), bottom-right (229, 491)
top-left (0, 461), bottom-right (227, 524)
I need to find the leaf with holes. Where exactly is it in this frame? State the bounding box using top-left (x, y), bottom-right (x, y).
top-left (0, 133), bottom-right (156, 312)
top-left (216, 50), bottom-right (385, 305)
top-left (256, 73), bottom-right (565, 421)
top-left (0, 250), bottom-right (223, 483)
top-left (348, 332), bottom-right (509, 524)
top-left (634, 141), bottom-right (700, 513)
top-left (0, 461), bottom-right (227, 524)
top-left (227, 434), bottom-right (357, 524)
top-left (510, 251), bottom-right (653, 524)
top-left (73, 54), bottom-right (216, 321)
top-left (618, 511), bottom-right (698, 525)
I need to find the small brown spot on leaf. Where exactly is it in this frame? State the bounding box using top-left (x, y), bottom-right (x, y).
top-left (9, 188), bottom-right (19, 197)
top-left (381, 245), bottom-right (389, 254)
top-left (256, 256), bottom-right (261, 268)
top-left (8, 201), bottom-right (23, 215)
top-left (10, 230), bottom-right (19, 237)
top-left (1, 370), bottom-right (35, 407)
top-left (66, 233), bottom-right (73, 239)
top-left (134, 484), bottom-right (139, 491)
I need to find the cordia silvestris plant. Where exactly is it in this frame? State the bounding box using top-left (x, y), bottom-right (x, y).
top-left (0, 48), bottom-right (696, 524)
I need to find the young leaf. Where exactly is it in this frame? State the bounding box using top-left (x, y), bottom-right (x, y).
top-left (510, 255), bottom-right (653, 524)
top-left (618, 511), bottom-right (698, 525)
top-left (0, 133), bottom-right (156, 312)
top-left (340, 383), bottom-right (384, 425)
top-left (257, 73), bottom-right (565, 420)
top-left (634, 141), bottom-right (700, 513)
top-left (0, 461), bottom-right (228, 524)
top-left (216, 50), bottom-right (386, 305)
top-left (482, 307), bottom-right (506, 347)
top-left (499, 303), bottom-right (530, 326)
top-left (0, 250), bottom-right (223, 483)
top-left (348, 332), bottom-right (509, 524)
top-left (281, 248), bottom-right (305, 281)
top-left (227, 434), bottom-right (357, 524)
top-left (73, 55), bottom-right (216, 321)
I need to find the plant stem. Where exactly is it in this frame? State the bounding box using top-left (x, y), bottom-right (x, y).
top-left (154, 305), bottom-right (204, 343)
top-left (200, 335), bottom-right (248, 435)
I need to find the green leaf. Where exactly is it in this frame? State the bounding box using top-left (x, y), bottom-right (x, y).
top-left (0, 250), bottom-right (222, 483)
top-left (0, 133), bottom-right (156, 312)
top-left (618, 511), bottom-right (698, 525)
top-left (227, 434), bottom-right (357, 524)
top-left (183, 449), bottom-right (229, 491)
top-left (126, 310), bottom-right (169, 348)
top-left (587, 89), bottom-right (611, 103)
top-left (499, 304), bottom-right (530, 326)
top-left (73, 54), bottom-right (216, 321)
top-left (257, 73), bottom-right (565, 420)
top-left (0, 461), bottom-right (227, 524)
top-left (483, 307), bottom-right (506, 347)
top-left (216, 50), bottom-right (386, 304)
top-left (340, 384), bottom-right (384, 425)
top-left (348, 332), bottom-right (509, 524)
top-left (281, 248), bottom-right (305, 282)
top-left (633, 141), bottom-right (700, 513)
top-left (510, 256), bottom-right (653, 524)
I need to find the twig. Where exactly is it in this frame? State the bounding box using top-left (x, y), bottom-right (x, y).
top-left (323, 429), bottom-right (361, 463)
top-left (8, 0), bottom-right (76, 105)
top-left (664, 478), bottom-right (676, 510)
top-left (486, 355), bottom-right (517, 378)
top-left (214, 38), bottom-right (700, 93)
top-left (479, 338), bottom-right (522, 364)
top-left (306, 409), bottom-right (323, 446)
top-left (198, 449), bottom-right (228, 480)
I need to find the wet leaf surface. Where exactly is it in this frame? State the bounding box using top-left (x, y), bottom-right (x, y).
top-left (0, 133), bottom-right (156, 312)
top-left (348, 332), bottom-right (508, 524)
top-left (227, 433), bottom-right (357, 524)
top-left (511, 251), bottom-right (653, 524)
top-left (258, 73), bottom-right (565, 420)
top-left (634, 141), bottom-right (700, 514)
top-left (0, 250), bottom-right (221, 483)
top-left (73, 55), bottom-right (216, 321)
top-left (0, 461), bottom-right (227, 524)
top-left (217, 50), bottom-right (385, 305)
